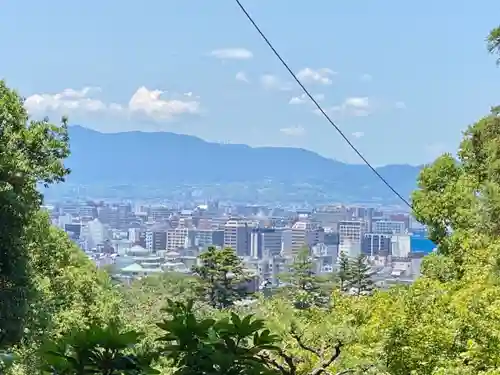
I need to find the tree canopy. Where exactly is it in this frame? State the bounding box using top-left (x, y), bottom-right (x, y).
top-left (0, 82), bottom-right (122, 374)
top-left (192, 246), bottom-right (251, 309)
top-left (0, 81), bottom-right (70, 347)
top-left (487, 25), bottom-right (500, 65)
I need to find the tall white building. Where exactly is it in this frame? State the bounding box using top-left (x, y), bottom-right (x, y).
top-left (311, 243), bottom-right (337, 273)
top-left (338, 220), bottom-right (367, 258)
top-left (391, 234), bottom-right (411, 258)
top-left (224, 219), bottom-right (252, 256)
top-left (57, 213), bottom-right (73, 229)
top-left (85, 219), bottom-right (109, 251)
top-left (373, 220), bottom-right (406, 234)
top-left (128, 228), bottom-right (142, 243)
top-left (284, 220), bottom-right (324, 257)
top-left (166, 227), bottom-right (190, 251)
top-left (165, 218), bottom-right (190, 251)
top-left (113, 239), bottom-right (133, 256)
top-left (250, 228), bottom-right (283, 259)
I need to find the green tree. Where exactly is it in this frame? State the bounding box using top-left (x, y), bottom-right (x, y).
top-left (349, 255), bottom-right (373, 296)
top-left (411, 112), bottom-right (500, 278)
top-left (0, 80), bottom-right (70, 347)
top-left (282, 248), bottom-right (318, 292)
top-left (157, 299), bottom-right (352, 375)
top-left (24, 212), bottom-right (123, 339)
top-left (157, 299), bottom-right (280, 375)
top-left (337, 251), bottom-right (351, 292)
top-left (280, 248), bottom-right (328, 309)
top-left (487, 25), bottom-right (500, 65)
top-left (9, 211), bottom-right (124, 375)
top-left (192, 246), bottom-right (250, 309)
top-left (122, 272), bottom-right (201, 332)
top-left (39, 322), bottom-right (157, 375)
top-left (384, 33), bottom-right (500, 372)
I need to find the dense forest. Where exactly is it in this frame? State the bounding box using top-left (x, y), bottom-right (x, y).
top-left (1, 25), bottom-right (500, 375)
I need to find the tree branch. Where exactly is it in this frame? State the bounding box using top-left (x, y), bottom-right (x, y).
top-left (259, 348), bottom-right (298, 375)
top-left (278, 348), bottom-right (297, 375)
top-left (258, 352), bottom-right (288, 375)
top-left (288, 325), bottom-right (344, 375)
top-left (310, 341), bottom-right (343, 375)
top-left (290, 330), bottom-right (322, 358)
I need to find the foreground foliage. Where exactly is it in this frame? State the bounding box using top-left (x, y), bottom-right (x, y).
top-left (40, 324), bottom-right (157, 375)
top-left (0, 82), bottom-right (122, 374)
top-left (0, 80), bottom-right (70, 346)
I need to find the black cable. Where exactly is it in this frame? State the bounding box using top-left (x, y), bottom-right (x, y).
top-left (234, 0), bottom-right (413, 209)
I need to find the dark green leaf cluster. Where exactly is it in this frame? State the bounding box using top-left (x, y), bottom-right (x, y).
top-left (192, 247), bottom-right (251, 309)
top-left (23, 299), bottom-right (348, 375)
top-left (39, 323), bottom-right (157, 375)
top-left (157, 299), bottom-right (281, 375)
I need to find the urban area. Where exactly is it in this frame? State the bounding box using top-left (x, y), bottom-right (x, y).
top-left (48, 200), bottom-right (435, 293)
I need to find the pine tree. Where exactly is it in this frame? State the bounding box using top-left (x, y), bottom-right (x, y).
top-left (337, 251), bottom-right (352, 292)
top-left (192, 246), bottom-right (250, 308)
top-left (286, 248), bottom-right (320, 292)
top-left (350, 254), bottom-right (374, 296)
top-left (281, 247), bottom-right (328, 308)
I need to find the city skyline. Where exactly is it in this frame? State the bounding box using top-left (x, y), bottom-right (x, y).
top-left (53, 198), bottom-right (430, 289)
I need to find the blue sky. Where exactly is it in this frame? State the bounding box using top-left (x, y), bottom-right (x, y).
top-left (1, 0), bottom-right (499, 166)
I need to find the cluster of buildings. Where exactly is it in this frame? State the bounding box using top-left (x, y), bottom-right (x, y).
top-left (45, 201), bottom-right (436, 289)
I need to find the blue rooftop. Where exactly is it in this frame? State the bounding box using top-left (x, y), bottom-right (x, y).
top-left (410, 233), bottom-right (436, 254)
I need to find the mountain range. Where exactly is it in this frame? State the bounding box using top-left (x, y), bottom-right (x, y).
top-left (57, 125), bottom-right (422, 204)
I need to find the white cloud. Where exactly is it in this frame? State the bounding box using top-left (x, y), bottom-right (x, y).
top-left (314, 97), bottom-right (403, 117)
top-left (25, 87), bottom-right (108, 113)
top-left (260, 74), bottom-right (291, 91)
top-left (280, 125), bottom-right (305, 136)
top-left (296, 67), bottom-right (335, 85)
top-left (314, 97), bottom-right (371, 117)
top-left (289, 93), bottom-right (325, 105)
top-left (25, 86), bottom-right (200, 122)
top-left (344, 97), bottom-right (369, 109)
top-left (289, 96), bottom-right (306, 105)
top-left (128, 87), bottom-right (200, 120)
top-left (339, 97), bottom-right (371, 117)
top-left (210, 48), bottom-right (253, 60)
top-left (360, 74), bottom-right (372, 82)
top-left (235, 71), bottom-right (250, 83)
top-left (352, 131), bottom-right (365, 138)
top-left (260, 74), bottom-right (277, 89)
top-left (395, 101), bottom-right (406, 109)
top-left (59, 87), bottom-right (101, 98)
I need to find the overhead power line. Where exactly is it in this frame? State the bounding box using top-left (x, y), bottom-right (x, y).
top-left (233, 0), bottom-right (413, 209)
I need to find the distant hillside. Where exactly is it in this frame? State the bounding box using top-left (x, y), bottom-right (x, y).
top-left (59, 125), bottom-right (422, 204)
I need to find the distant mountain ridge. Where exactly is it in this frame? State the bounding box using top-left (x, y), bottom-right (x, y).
top-left (61, 125), bottom-right (422, 204)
